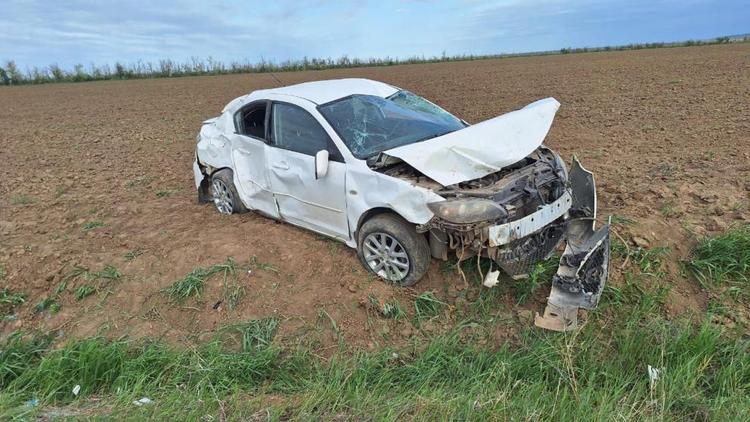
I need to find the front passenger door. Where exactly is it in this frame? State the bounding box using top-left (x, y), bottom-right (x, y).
top-left (265, 102), bottom-right (349, 240)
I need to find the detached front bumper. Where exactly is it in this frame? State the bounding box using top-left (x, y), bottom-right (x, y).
top-left (535, 158), bottom-right (610, 331)
top-left (485, 157), bottom-right (610, 331)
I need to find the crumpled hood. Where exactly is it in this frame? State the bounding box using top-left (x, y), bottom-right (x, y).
top-left (383, 97), bottom-right (561, 186)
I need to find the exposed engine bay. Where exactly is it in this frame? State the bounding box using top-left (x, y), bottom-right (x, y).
top-left (375, 146), bottom-right (611, 331)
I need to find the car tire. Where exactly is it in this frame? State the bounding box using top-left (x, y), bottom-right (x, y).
top-left (210, 169), bottom-right (247, 215)
top-left (357, 213), bottom-right (430, 287)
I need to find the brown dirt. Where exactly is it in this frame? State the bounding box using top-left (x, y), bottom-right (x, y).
top-left (1, 43), bottom-right (749, 349)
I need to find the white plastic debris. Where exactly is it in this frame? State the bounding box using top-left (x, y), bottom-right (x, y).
top-left (72, 385), bottom-right (81, 396)
top-left (482, 270), bottom-right (501, 288)
top-left (133, 397), bottom-right (154, 406)
top-left (647, 365), bottom-right (663, 389)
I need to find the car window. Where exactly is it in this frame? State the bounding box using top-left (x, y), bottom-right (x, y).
top-left (234, 102), bottom-right (267, 139)
top-left (271, 103), bottom-right (342, 161)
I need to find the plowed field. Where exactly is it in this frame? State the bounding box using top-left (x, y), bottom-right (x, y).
top-left (2, 43), bottom-right (748, 349)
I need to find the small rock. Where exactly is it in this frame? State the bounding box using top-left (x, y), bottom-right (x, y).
top-left (347, 284), bottom-right (357, 293)
top-left (399, 326), bottom-right (413, 337)
top-left (705, 217), bottom-right (727, 232)
top-left (517, 309), bottom-right (534, 323)
top-left (632, 236), bottom-right (650, 248)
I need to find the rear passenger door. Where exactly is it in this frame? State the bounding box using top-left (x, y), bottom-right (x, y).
top-left (265, 102), bottom-right (349, 239)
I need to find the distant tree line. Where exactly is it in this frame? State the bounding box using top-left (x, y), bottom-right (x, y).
top-left (1, 36), bottom-right (746, 86)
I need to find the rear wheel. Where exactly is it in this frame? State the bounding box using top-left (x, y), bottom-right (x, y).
top-left (357, 213), bottom-right (430, 286)
top-left (210, 169), bottom-right (247, 215)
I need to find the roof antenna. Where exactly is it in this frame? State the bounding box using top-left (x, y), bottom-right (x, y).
top-left (268, 72), bottom-right (283, 87)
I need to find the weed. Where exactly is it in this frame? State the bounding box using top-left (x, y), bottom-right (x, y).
top-left (75, 285), bottom-right (96, 301)
top-left (660, 200), bottom-right (675, 217)
top-left (414, 292), bottom-right (447, 319)
top-left (124, 248), bottom-right (144, 261)
top-left (610, 215), bottom-right (636, 225)
top-left (221, 317), bottom-right (280, 351)
top-left (0, 314), bottom-right (748, 420)
top-left (0, 288), bottom-right (26, 316)
top-left (54, 280), bottom-right (68, 295)
top-left (125, 175), bottom-right (152, 188)
top-left (34, 297), bottom-right (59, 313)
top-left (368, 294), bottom-right (405, 319)
top-left (155, 189), bottom-right (178, 198)
top-left (9, 195), bottom-right (34, 205)
top-left (97, 265), bottom-right (122, 280)
top-left (82, 221), bottom-right (105, 231)
top-left (612, 239), bottom-right (669, 275)
top-left (164, 258), bottom-right (237, 302)
top-left (687, 224), bottom-right (750, 288)
top-left (0, 264), bottom-right (5, 280)
top-left (513, 255), bottom-right (558, 304)
top-left (249, 256), bottom-right (279, 274)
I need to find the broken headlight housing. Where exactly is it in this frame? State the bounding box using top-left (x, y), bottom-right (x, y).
top-left (552, 151), bottom-right (568, 182)
top-left (427, 198), bottom-right (507, 224)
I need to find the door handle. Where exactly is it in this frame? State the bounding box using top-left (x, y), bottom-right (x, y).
top-left (272, 162), bottom-right (289, 170)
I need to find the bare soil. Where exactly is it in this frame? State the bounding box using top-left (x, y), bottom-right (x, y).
top-left (1, 44), bottom-right (749, 349)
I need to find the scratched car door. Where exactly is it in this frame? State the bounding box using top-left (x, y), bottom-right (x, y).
top-left (265, 102), bottom-right (348, 240)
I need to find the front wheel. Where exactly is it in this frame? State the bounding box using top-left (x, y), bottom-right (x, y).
top-left (357, 213), bottom-right (430, 286)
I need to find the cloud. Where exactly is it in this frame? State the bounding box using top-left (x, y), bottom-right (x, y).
top-left (1, 0), bottom-right (747, 69)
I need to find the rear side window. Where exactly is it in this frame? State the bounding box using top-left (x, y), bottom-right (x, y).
top-left (270, 103), bottom-right (342, 161)
top-left (234, 101), bottom-right (267, 139)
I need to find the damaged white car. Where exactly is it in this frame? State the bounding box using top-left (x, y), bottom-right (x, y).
top-left (193, 78), bottom-right (610, 330)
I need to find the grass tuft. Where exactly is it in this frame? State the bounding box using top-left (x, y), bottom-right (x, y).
top-left (74, 285), bottom-right (96, 301)
top-left (514, 255), bottom-right (558, 304)
top-left (687, 224), bottom-right (750, 287)
top-left (124, 248), bottom-right (144, 261)
top-left (221, 317), bottom-right (280, 351)
top-left (414, 292), bottom-right (447, 319)
top-left (368, 294), bottom-right (406, 319)
top-left (164, 258), bottom-right (238, 302)
top-left (0, 288), bottom-right (26, 317)
top-left (82, 221), bottom-right (105, 231)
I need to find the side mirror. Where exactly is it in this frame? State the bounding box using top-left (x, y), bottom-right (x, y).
top-left (315, 150), bottom-right (329, 179)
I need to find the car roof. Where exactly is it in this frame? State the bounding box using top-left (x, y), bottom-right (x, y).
top-left (251, 78), bottom-right (400, 105)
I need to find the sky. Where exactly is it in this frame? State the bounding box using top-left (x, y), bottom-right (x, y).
top-left (1, 0), bottom-right (748, 70)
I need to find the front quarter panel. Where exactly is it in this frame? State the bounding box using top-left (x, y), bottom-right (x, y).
top-left (346, 162), bottom-right (442, 245)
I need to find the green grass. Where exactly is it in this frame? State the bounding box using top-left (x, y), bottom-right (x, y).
top-left (2, 229), bottom-right (749, 419)
top-left (414, 292), bottom-right (447, 320)
top-left (74, 285), bottom-right (96, 301)
top-left (687, 224), bottom-right (750, 288)
top-left (219, 317), bottom-right (280, 351)
top-left (0, 312), bottom-right (747, 420)
top-left (9, 195), bottom-right (34, 205)
top-left (155, 189), bottom-right (178, 198)
top-left (660, 200), bottom-right (675, 217)
top-left (513, 255), bottom-right (559, 304)
top-left (0, 288), bottom-right (26, 317)
top-left (368, 294), bottom-right (406, 320)
top-left (82, 221), bottom-right (105, 231)
top-left (164, 258), bottom-right (240, 303)
top-left (124, 248), bottom-right (144, 261)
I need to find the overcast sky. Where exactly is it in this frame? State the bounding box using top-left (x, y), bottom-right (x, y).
top-left (2, 0), bottom-right (747, 69)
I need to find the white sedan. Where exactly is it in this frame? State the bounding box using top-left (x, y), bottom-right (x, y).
top-left (193, 78), bottom-right (610, 331)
